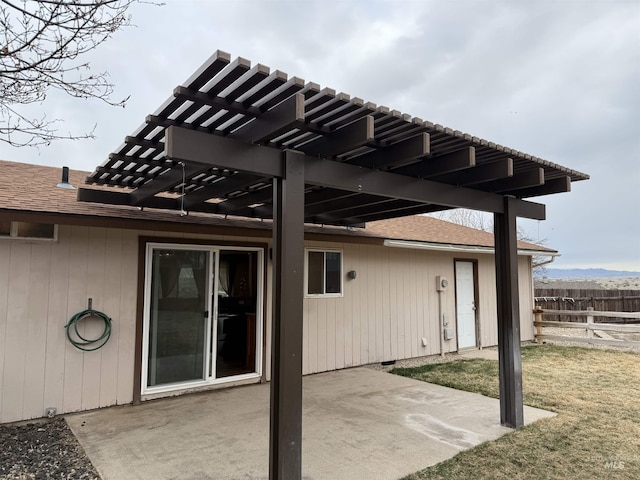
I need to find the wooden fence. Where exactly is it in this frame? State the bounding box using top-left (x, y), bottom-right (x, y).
top-left (533, 307), bottom-right (640, 349)
top-left (534, 288), bottom-right (640, 323)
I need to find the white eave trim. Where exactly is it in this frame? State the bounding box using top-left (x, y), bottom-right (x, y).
top-left (382, 239), bottom-right (559, 257)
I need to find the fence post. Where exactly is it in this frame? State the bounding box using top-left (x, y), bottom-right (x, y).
top-left (587, 306), bottom-right (594, 339)
top-left (534, 306), bottom-right (543, 343)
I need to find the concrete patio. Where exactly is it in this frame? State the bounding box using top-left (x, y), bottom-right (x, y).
top-left (66, 367), bottom-right (554, 480)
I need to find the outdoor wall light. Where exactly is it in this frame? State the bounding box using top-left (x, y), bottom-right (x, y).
top-left (347, 270), bottom-right (357, 280)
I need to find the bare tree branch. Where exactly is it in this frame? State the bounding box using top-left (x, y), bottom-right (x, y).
top-left (0, 0), bottom-right (158, 147)
top-left (432, 209), bottom-right (493, 232)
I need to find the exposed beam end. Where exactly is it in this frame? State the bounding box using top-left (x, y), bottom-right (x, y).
top-left (513, 176), bottom-right (571, 198)
top-left (396, 146), bottom-right (475, 177)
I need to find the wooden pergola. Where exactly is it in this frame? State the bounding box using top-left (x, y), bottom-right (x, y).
top-left (78, 50), bottom-right (588, 480)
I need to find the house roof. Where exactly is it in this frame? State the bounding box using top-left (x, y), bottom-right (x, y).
top-left (367, 216), bottom-right (553, 254)
top-left (77, 50), bottom-right (588, 226)
top-left (0, 159), bottom-right (553, 254)
top-left (369, 216), bottom-right (507, 248)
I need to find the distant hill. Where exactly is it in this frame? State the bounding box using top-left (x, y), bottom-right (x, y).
top-left (538, 268), bottom-right (640, 279)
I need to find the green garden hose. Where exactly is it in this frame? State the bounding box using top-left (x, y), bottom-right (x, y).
top-left (64, 309), bottom-right (112, 351)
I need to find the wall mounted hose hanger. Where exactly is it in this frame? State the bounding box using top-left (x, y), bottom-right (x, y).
top-left (65, 298), bottom-right (112, 351)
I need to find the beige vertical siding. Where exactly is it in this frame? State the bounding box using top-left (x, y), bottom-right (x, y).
top-left (0, 225), bottom-right (274, 423)
top-left (301, 245), bottom-right (535, 375)
top-left (518, 255), bottom-right (535, 341)
top-left (0, 241), bottom-right (8, 422)
top-left (0, 223), bottom-right (536, 422)
top-left (0, 226), bottom-right (141, 423)
top-left (2, 242), bottom-right (32, 421)
top-left (0, 239), bottom-right (9, 420)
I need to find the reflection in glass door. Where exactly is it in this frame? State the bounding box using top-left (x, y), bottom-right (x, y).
top-left (147, 249), bottom-right (211, 387)
top-left (216, 250), bottom-right (258, 378)
top-left (144, 244), bottom-right (262, 392)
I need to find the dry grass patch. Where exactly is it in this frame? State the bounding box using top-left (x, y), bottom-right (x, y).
top-left (392, 345), bottom-right (640, 479)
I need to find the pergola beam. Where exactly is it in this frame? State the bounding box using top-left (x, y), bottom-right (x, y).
top-left (76, 188), bottom-right (214, 215)
top-left (166, 126), bottom-right (283, 177)
top-left (165, 126), bottom-right (546, 220)
top-left (173, 86), bottom-right (262, 117)
top-left (232, 93), bottom-right (305, 144)
top-left (396, 146), bottom-right (475, 177)
top-left (81, 127), bottom-right (546, 222)
top-left (302, 155), bottom-right (544, 219)
top-left (123, 136), bottom-right (165, 153)
top-left (77, 188), bottom-right (135, 206)
top-left (216, 187), bottom-right (274, 213)
top-left (183, 174), bottom-right (267, 209)
top-left (130, 163), bottom-right (206, 205)
top-left (304, 188), bottom-right (358, 206)
top-left (304, 193), bottom-right (390, 217)
top-left (346, 132), bottom-right (430, 169)
top-left (483, 168), bottom-right (545, 193)
top-left (510, 176), bottom-right (571, 198)
top-left (340, 203), bottom-right (443, 225)
top-left (312, 198), bottom-right (419, 223)
top-left (430, 158), bottom-right (513, 186)
top-left (297, 115), bottom-right (374, 157)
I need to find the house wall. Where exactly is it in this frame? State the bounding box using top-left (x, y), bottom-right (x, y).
top-left (0, 226), bottom-right (138, 424)
top-left (0, 225), bottom-right (254, 424)
top-left (299, 242), bottom-right (535, 375)
top-left (0, 224), bottom-right (535, 423)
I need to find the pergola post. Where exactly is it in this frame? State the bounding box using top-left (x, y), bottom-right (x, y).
top-left (269, 150), bottom-right (305, 480)
top-left (493, 196), bottom-right (524, 428)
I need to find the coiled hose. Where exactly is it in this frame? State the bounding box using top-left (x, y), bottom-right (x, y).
top-left (64, 309), bottom-right (112, 351)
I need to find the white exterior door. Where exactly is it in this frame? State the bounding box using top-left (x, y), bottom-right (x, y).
top-left (455, 261), bottom-right (477, 349)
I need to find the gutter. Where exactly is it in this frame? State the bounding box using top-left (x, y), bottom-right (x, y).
top-left (382, 239), bottom-right (560, 258)
top-left (532, 254), bottom-right (559, 269)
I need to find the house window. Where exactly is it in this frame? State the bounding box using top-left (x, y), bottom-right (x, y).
top-left (306, 249), bottom-right (343, 297)
top-left (0, 221), bottom-right (57, 240)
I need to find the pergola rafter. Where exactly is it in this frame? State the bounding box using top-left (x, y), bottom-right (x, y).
top-left (76, 50), bottom-right (589, 480)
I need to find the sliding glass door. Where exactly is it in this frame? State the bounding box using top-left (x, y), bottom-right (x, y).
top-left (143, 244), bottom-right (262, 393)
top-left (147, 248), bottom-right (211, 387)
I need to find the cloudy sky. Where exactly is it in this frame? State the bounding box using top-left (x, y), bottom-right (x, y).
top-left (2, 0), bottom-right (639, 270)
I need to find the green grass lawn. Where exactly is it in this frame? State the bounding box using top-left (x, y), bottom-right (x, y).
top-left (392, 345), bottom-right (640, 479)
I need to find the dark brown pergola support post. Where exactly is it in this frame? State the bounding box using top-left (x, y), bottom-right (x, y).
top-left (269, 150), bottom-right (305, 480)
top-left (494, 196), bottom-right (524, 428)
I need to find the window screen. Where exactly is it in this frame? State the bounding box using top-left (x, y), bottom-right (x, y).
top-left (307, 251), bottom-right (325, 295)
top-left (325, 252), bottom-right (341, 294)
top-left (306, 250), bottom-right (342, 296)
